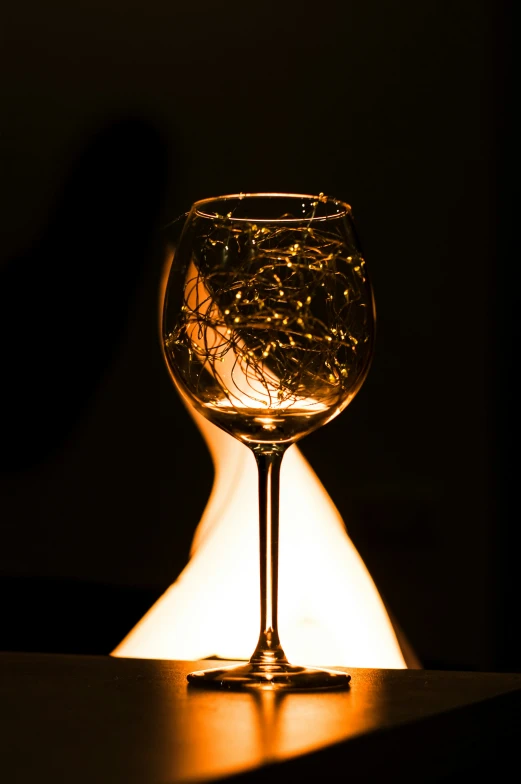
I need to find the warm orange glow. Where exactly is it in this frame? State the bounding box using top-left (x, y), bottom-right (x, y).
top-left (168, 667), bottom-right (389, 781)
top-left (112, 247), bottom-right (407, 669)
top-left (113, 406), bottom-right (406, 668)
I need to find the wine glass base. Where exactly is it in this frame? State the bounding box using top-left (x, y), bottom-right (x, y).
top-left (187, 662), bottom-right (351, 691)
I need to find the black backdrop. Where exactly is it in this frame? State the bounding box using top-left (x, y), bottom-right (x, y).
top-left (0, 1), bottom-right (516, 672)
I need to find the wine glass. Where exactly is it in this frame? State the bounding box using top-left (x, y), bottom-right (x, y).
top-left (162, 193), bottom-right (375, 690)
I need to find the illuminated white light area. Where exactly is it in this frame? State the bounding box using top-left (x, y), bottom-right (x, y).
top-left (113, 407), bottom-right (407, 669)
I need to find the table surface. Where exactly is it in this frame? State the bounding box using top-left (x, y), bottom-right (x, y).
top-left (1, 652), bottom-right (520, 783)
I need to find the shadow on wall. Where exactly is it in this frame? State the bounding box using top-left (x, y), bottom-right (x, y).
top-left (0, 116), bottom-right (169, 472)
top-left (0, 116), bottom-right (213, 657)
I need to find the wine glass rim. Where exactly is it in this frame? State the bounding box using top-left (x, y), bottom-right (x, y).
top-left (192, 192), bottom-right (352, 223)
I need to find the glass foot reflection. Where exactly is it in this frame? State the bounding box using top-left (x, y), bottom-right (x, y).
top-left (187, 662), bottom-right (351, 691)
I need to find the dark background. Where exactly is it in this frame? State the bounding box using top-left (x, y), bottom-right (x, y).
top-left (0, 1), bottom-right (516, 672)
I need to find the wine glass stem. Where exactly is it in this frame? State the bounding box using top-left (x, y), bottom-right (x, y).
top-left (250, 445), bottom-right (289, 667)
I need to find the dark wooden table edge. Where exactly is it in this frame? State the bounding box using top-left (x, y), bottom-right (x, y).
top-left (217, 687), bottom-right (521, 783)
